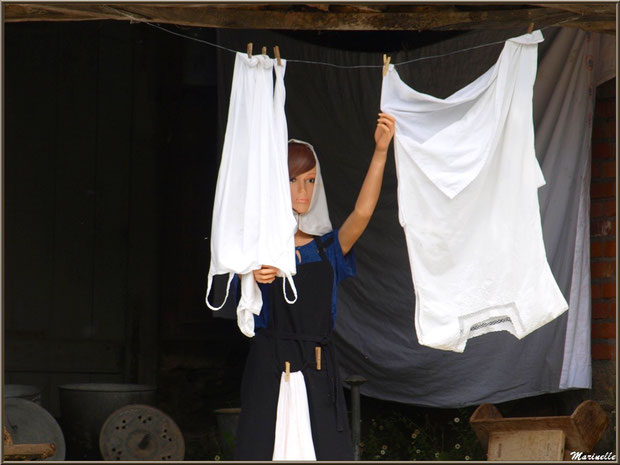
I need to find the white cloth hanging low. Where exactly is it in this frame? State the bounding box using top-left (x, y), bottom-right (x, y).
top-left (272, 371), bottom-right (317, 461)
top-left (380, 30), bottom-right (568, 352)
top-left (206, 52), bottom-right (297, 337)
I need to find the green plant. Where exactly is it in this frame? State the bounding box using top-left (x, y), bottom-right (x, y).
top-left (359, 408), bottom-right (485, 461)
top-left (184, 426), bottom-right (235, 461)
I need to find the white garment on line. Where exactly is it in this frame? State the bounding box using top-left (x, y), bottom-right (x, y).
top-left (272, 371), bottom-right (317, 461)
top-left (380, 30), bottom-right (569, 352)
top-left (206, 53), bottom-right (297, 337)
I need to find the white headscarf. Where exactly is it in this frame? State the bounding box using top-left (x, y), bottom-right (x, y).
top-left (288, 139), bottom-right (333, 236)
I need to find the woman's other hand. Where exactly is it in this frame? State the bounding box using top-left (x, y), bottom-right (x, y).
top-left (253, 265), bottom-right (279, 283)
top-left (374, 112), bottom-right (396, 153)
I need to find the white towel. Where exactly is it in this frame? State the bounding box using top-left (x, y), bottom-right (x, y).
top-left (272, 371), bottom-right (317, 461)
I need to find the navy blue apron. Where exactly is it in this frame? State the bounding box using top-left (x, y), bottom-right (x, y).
top-left (234, 236), bottom-right (353, 460)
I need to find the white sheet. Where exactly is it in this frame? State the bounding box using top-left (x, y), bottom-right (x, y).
top-left (206, 53), bottom-right (297, 337)
top-left (381, 31), bottom-right (568, 352)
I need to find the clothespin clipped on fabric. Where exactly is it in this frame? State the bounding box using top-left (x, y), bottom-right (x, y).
top-left (382, 54), bottom-right (391, 77)
top-left (261, 46), bottom-right (267, 55)
top-left (247, 43), bottom-right (253, 58)
top-left (315, 347), bottom-right (321, 371)
top-left (285, 361), bottom-right (290, 382)
top-left (527, 21), bottom-right (535, 34)
top-left (274, 45), bottom-right (282, 66)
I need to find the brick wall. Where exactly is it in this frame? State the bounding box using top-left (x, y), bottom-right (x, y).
top-left (591, 77), bottom-right (616, 361)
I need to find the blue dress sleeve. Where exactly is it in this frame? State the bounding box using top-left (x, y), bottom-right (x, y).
top-left (324, 229), bottom-right (356, 285)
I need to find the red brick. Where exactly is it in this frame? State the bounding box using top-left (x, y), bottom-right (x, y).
top-left (592, 343), bottom-right (615, 360)
top-left (604, 199), bottom-right (617, 217)
top-left (602, 161), bottom-right (617, 179)
top-left (592, 121), bottom-right (616, 140)
top-left (602, 281), bottom-right (617, 299)
top-left (592, 282), bottom-right (603, 298)
top-left (591, 202), bottom-right (604, 218)
top-left (592, 143), bottom-right (615, 159)
top-left (591, 182), bottom-right (616, 198)
top-left (591, 241), bottom-right (604, 258)
top-left (604, 240), bottom-right (616, 258)
top-left (595, 101), bottom-right (616, 118)
top-left (591, 261), bottom-right (615, 279)
top-left (592, 302), bottom-right (615, 319)
top-left (598, 322), bottom-right (616, 339)
top-left (591, 161), bottom-right (603, 178)
top-left (592, 323), bottom-right (617, 342)
top-left (591, 219), bottom-right (614, 236)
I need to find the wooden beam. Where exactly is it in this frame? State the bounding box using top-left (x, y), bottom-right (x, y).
top-left (5, 3), bottom-right (614, 33)
top-left (4, 3), bottom-right (585, 31)
top-left (3, 4), bottom-right (114, 22)
top-left (560, 20), bottom-right (617, 35)
top-left (530, 3), bottom-right (616, 16)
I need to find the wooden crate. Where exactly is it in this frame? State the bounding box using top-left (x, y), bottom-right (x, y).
top-left (470, 400), bottom-right (608, 460)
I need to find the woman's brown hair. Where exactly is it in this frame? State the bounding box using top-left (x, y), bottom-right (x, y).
top-left (288, 142), bottom-right (316, 179)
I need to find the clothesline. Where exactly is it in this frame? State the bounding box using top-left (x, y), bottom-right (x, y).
top-left (109, 6), bottom-right (568, 69)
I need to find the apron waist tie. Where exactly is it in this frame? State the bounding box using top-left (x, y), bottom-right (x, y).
top-left (260, 329), bottom-right (345, 431)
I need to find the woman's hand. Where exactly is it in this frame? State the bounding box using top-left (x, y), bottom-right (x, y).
top-left (339, 112), bottom-right (396, 255)
top-left (374, 113), bottom-right (396, 153)
top-left (253, 265), bottom-right (279, 284)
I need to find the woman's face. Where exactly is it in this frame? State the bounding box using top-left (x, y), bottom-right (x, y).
top-left (290, 167), bottom-right (316, 214)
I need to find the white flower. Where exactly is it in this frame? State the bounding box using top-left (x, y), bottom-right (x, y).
top-left (414, 428), bottom-right (420, 434)
top-left (435, 452), bottom-right (440, 458)
top-left (411, 433), bottom-right (417, 439)
top-left (214, 456), bottom-right (220, 461)
top-left (465, 456), bottom-right (471, 460)
top-left (453, 417), bottom-right (460, 423)
top-left (382, 445), bottom-right (388, 450)
top-left (455, 444), bottom-right (461, 450)
top-left (416, 449), bottom-right (421, 454)
top-left (380, 450), bottom-right (386, 455)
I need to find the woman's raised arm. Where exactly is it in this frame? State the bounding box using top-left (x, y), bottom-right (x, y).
top-left (339, 113), bottom-right (395, 255)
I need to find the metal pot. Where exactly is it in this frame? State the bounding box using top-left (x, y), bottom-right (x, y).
top-left (58, 383), bottom-right (156, 460)
top-left (4, 384), bottom-right (42, 406)
top-left (213, 408), bottom-right (240, 457)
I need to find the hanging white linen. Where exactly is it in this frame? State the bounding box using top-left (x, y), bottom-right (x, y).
top-left (206, 53), bottom-right (297, 337)
top-left (272, 371), bottom-right (317, 461)
top-left (380, 31), bottom-right (569, 352)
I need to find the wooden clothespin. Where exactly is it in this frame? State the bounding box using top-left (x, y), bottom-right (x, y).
top-left (382, 54), bottom-right (391, 77)
top-left (285, 361), bottom-right (290, 382)
top-left (315, 347), bottom-right (322, 371)
top-left (261, 46), bottom-right (267, 55)
top-left (274, 45), bottom-right (282, 66)
top-left (247, 42), bottom-right (253, 58)
top-left (527, 21), bottom-right (535, 34)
